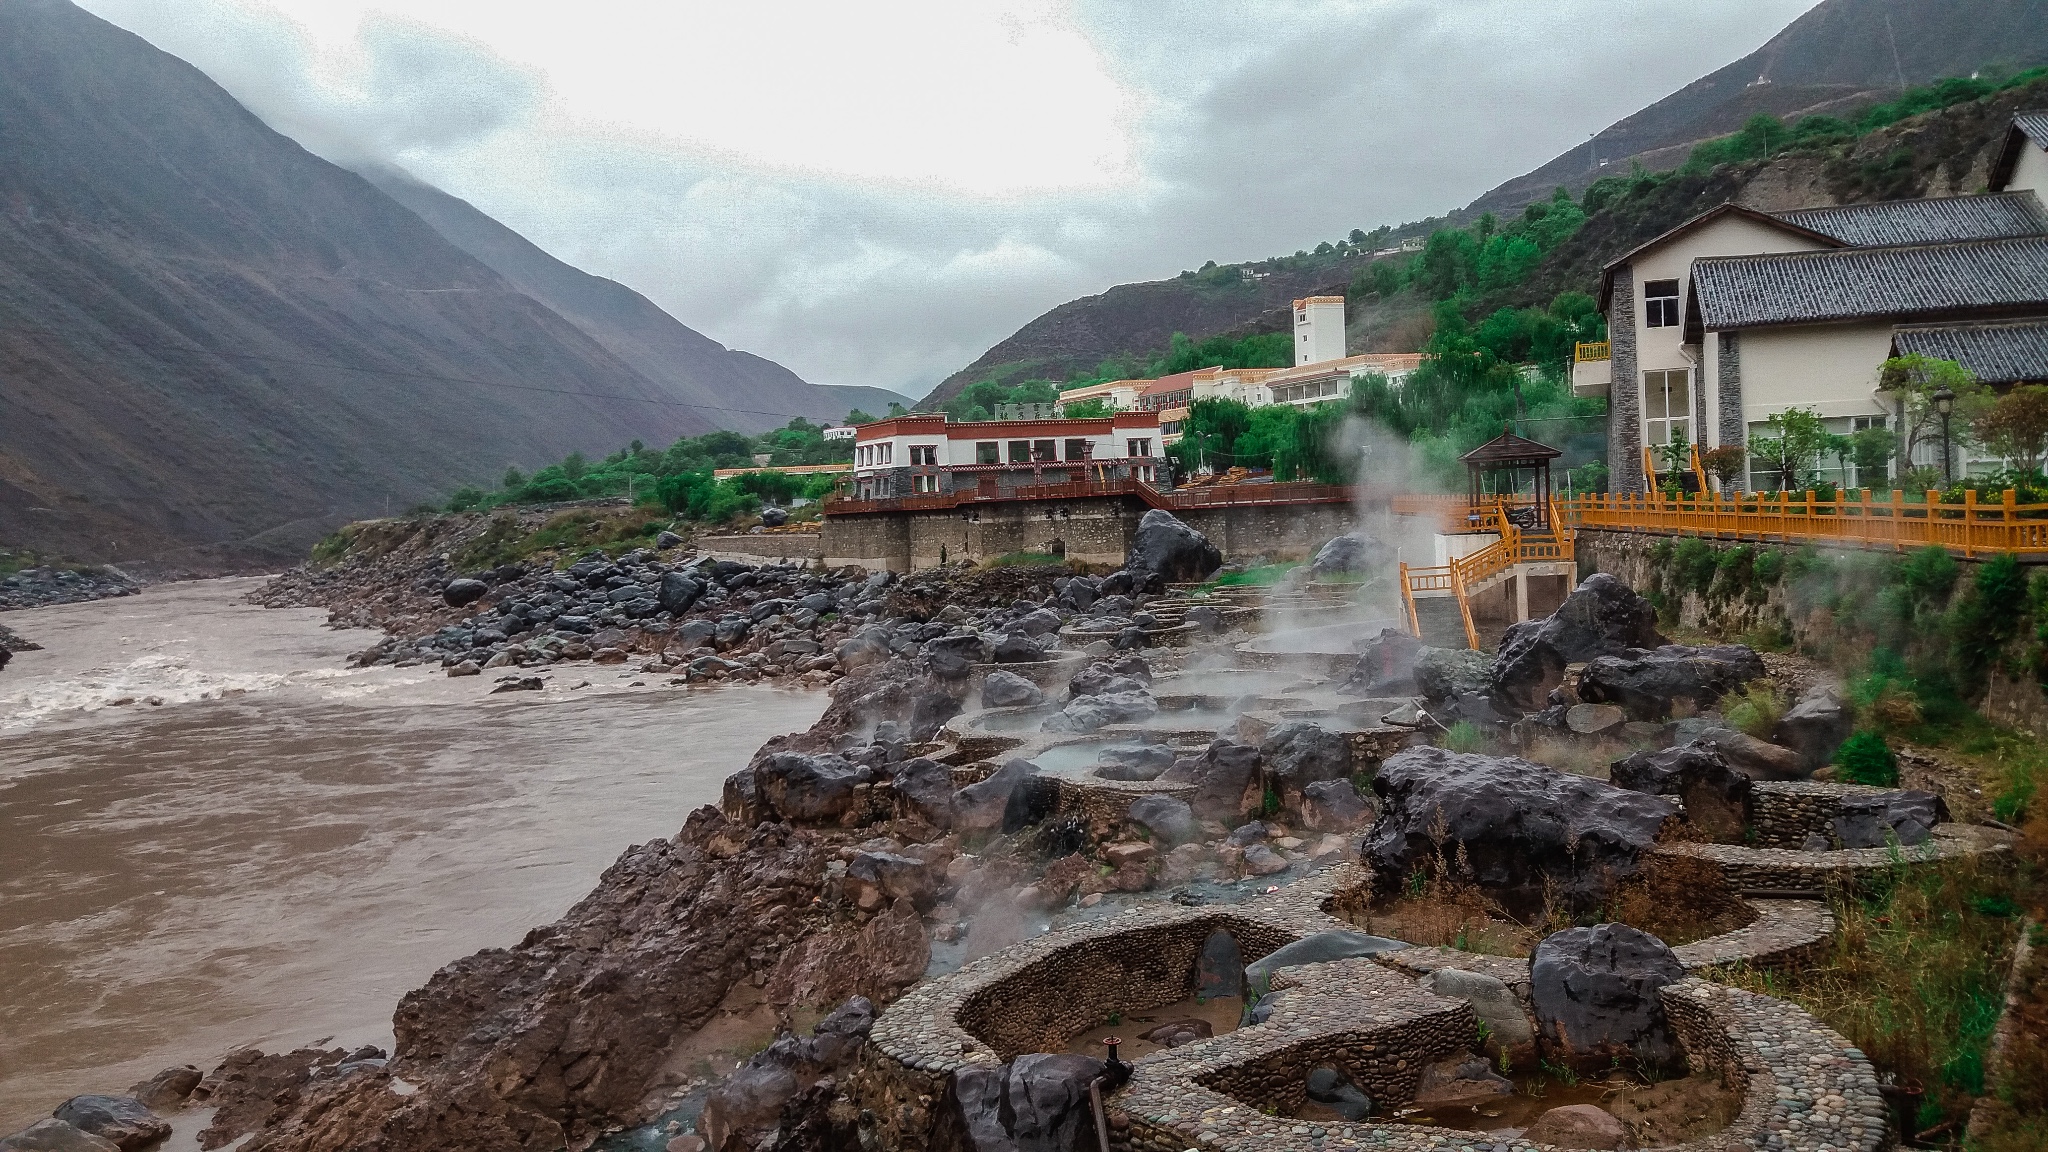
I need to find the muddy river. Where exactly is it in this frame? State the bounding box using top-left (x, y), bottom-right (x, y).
top-left (0, 579), bottom-right (826, 1133)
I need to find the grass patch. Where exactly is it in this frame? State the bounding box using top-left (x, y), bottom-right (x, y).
top-left (1209, 562), bottom-right (1302, 588)
top-left (1717, 857), bottom-right (2019, 1130)
top-left (1721, 683), bottom-right (1785, 740)
top-left (452, 508), bottom-right (671, 571)
top-left (1442, 721), bottom-right (1487, 753)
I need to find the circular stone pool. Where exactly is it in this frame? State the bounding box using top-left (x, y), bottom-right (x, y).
top-left (1243, 617), bottom-right (1407, 656)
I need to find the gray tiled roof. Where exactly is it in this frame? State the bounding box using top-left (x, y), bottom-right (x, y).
top-left (1892, 321), bottom-right (2048, 385)
top-left (1774, 193), bottom-right (2048, 247)
top-left (2016, 111), bottom-right (2048, 151)
top-left (1693, 237), bottom-right (2048, 329)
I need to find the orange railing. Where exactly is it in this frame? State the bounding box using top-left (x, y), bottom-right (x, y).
top-left (1557, 488), bottom-right (2048, 559)
top-left (1398, 500), bottom-right (1579, 649)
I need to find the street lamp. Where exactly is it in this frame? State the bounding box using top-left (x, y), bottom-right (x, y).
top-left (1932, 385), bottom-right (1957, 483)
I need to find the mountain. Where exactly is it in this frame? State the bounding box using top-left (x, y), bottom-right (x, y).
top-left (923, 0), bottom-right (2048, 411)
top-left (364, 172), bottom-right (854, 433)
top-left (1468, 0), bottom-right (2048, 216)
top-left (0, 0), bottom-right (811, 569)
top-left (818, 384), bottom-right (915, 419)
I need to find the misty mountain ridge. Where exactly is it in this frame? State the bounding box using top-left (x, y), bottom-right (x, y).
top-left (924, 0), bottom-right (2048, 410)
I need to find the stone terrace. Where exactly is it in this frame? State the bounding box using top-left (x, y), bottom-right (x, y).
top-left (1655, 825), bottom-right (2011, 892)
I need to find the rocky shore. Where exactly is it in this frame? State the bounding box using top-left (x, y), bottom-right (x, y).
top-left (0, 565), bottom-right (141, 611)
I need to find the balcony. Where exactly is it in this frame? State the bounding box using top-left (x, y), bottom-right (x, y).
top-left (1571, 341), bottom-right (1611, 398)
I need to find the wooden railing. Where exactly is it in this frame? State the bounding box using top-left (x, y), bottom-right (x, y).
top-left (1398, 500), bottom-right (1578, 649)
top-left (1575, 341), bottom-right (1612, 363)
top-left (1558, 488), bottom-right (2048, 558)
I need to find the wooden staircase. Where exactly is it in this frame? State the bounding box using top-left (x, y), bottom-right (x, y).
top-left (1399, 501), bottom-right (1575, 650)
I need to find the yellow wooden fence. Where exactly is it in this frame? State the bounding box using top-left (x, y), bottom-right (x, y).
top-left (1559, 488), bottom-right (2048, 558)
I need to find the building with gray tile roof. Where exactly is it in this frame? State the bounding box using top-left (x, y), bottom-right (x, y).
top-left (1892, 321), bottom-right (2048, 387)
top-left (1690, 236), bottom-right (2048, 331)
top-left (1773, 192), bottom-right (2048, 248)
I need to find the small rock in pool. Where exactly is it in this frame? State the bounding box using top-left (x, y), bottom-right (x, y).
top-left (490, 677), bottom-right (545, 693)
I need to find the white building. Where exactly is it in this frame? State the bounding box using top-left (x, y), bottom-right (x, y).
top-left (821, 425), bottom-right (857, 442)
top-left (846, 412), bottom-right (1163, 500)
top-left (1579, 111), bottom-right (2048, 493)
top-left (1294, 295), bottom-right (1348, 366)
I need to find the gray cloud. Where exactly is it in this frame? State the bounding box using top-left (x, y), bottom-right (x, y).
top-left (81, 0), bottom-right (1819, 400)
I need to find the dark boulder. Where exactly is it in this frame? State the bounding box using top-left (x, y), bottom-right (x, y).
top-left (1259, 722), bottom-right (1352, 813)
top-left (1340, 628), bottom-right (1425, 695)
top-left (1576, 645), bottom-right (1767, 720)
top-left (1094, 744), bottom-right (1175, 781)
top-left (1304, 1067), bottom-right (1373, 1121)
top-left (700, 997), bottom-right (874, 1152)
top-left (980, 670), bottom-right (1047, 710)
top-left (1185, 605), bottom-right (1226, 635)
top-left (1530, 924), bottom-right (1687, 1073)
top-left (658, 573), bottom-right (705, 614)
top-left (1414, 648), bottom-right (1491, 703)
top-left (1831, 789), bottom-right (1947, 848)
top-left (748, 753), bottom-right (875, 824)
top-left (1013, 608), bottom-right (1063, 638)
top-left (1687, 725), bottom-right (1807, 781)
top-left (760, 506), bottom-right (789, 527)
top-left (1196, 928), bottom-right (1244, 999)
top-left (1056, 577), bottom-right (1099, 613)
top-left (941, 1053), bottom-right (1105, 1152)
top-left (1163, 737), bottom-right (1261, 821)
top-left (924, 633), bottom-right (994, 679)
top-left (1413, 1056), bottom-right (1512, 1106)
top-left (127, 1067), bottom-right (201, 1111)
top-left (1364, 747), bottom-right (1677, 917)
top-left (885, 758), bottom-right (956, 827)
top-left (991, 634), bottom-right (1045, 664)
top-left (1126, 795), bottom-right (1200, 844)
top-left (1609, 742), bottom-right (1752, 841)
top-left (48, 1098), bottom-right (167, 1152)
top-left (1308, 531), bottom-right (1395, 579)
top-left (442, 578), bottom-right (488, 608)
top-left (1124, 509), bottom-right (1222, 583)
top-left (1041, 690), bottom-right (1157, 734)
top-left (1069, 659), bottom-right (1149, 697)
top-left (1774, 684), bottom-right (1855, 771)
top-left (1489, 574), bottom-right (1666, 713)
top-left (1300, 779), bottom-right (1371, 832)
top-left (844, 851), bottom-right (939, 912)
top-left (1138, 1019), bottom-right (1213, 1047)
top-left (954, 759), bottom-right (1041, 836)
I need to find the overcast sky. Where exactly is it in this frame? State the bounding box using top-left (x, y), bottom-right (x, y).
top-left (81, 0), bottom-right (1818, 398)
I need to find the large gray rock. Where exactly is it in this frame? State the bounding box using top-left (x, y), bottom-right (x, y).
top-left (924, 633), bottom-right (995, 679)
top-left (1163, 737), bottom-right (1262, 821)
top-left (845, 851), bottom-right (938, 911)
top-left (1041, 690), bottom-right (1157, 734)
top-left (1304, 1066), bottom-right (1373, 1121)
top-left (1299, 779), bottom-right (1370, 832)
top-left (1414, 647), bottom-right (1491, 703)
top-left (736, 753), bottom-right (876, 825)
top-left (1340, 628), bottom-right (1425, 695)
top-left (1364, 747), bottom-right (1677, 917)
top-left (943, 1053), bottom-right (1106, 1152)
top-left (981, 670), bottom-right (1047, 710)
top-left (1530, 924), bottom-right (1686, 1073)
top-left (658, 572), bottom-right (704, 615)
top-left (699, 997), bottom-right (875, 1152)
top-left (1197, 928), bottom-right (1244, 999)
top-left (954, 759), bottom-right (1039, 836)
top-left (992, 634), bottom-right (1045, 664)
top-left (1524, 1104), bottom-right (1628, 1150)
top-left (1244, 931), bottom-right (1406, 997)
top-left (1309, 531), bottom-right (1394, 579)
top-left (1259, 721), bottom-right (1352, 812)
top-left (0, 1121), bottom-right (119, 1152)
top-left (127, 1067), bottom-right (201, 1112)
top-left (1774, 684), bottom-right (1855, 771)
top-left (1094, 744), bottom-right (1175, 781)
top-left (442, 577), bottom-right (488, 608)
top-left (1609, 742), bottom-right (1752, 840)
top-left (1126, 795), bottom-right (1200, 844)
top-left (1413, 1055), bottom-right (1512, 1106)
top-left (1124, 509), bottom-right (1222, 583)
top-left (1069, 656), bottom-right (1151, 696)
top-left (1421, 968), bottom-right (1534, 1047)
top-left (48, 1099), bottom-right (166, 1152)
top-left (886, 758), bottom-right (956, 827)
top-left (1576, 645), bottom-right (1767, 720)
top-left (1831, 790), bottom-right (1947, 848)
top-left (1489, 574), bottom-right (1665, 712)
top-left (1689, 725), bottom-right (1807, 781)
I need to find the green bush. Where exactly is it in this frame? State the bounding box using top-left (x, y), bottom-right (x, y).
top-left (1834, 731), bottom-right (1900, 786)
top-left (1673, 537), bottom-right (1718, 596)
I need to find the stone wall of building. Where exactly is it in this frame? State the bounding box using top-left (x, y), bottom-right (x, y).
top-left (822, 495), bottom-right (1355, 572)
top-left (1610, 266), bottom-right (1643, 494)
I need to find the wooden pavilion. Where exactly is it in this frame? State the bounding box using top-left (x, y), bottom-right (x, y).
top-left (1460, 431), bottom-right (1563, 528)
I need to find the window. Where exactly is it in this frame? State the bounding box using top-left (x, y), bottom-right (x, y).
top-left (1643, 369), bottom-right (1691, 460)
top-left (1644, 279), bottom-right (1680, 328)
top-left (913, 473), bottom-right (939, 493)
top-left (1007, 440), bottom-right (1031, 464)
top-left (1064, 438), bottom-right (1090, 461)
top-left (1033, 439), bottom-right (1056, 462)
top-left (976, 442), bottom-right (999, 465)
top-left (1127, 437), bottom-right (1153, 458)
top-left (879, 443), bottom-right (893, 465)
top-left (910, 445), bottom-right (937, 466)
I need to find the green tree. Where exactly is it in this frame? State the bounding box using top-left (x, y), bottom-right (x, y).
top-left (1168, 397), bottom-right (1257, 473)
top-left (844, 409), bottom-right (877, 425)
top-left (1879, 355), bottom-right (1991, 468)
top-left (1973, 384), bottom-right (2048, 475)
top-left (1752, 408), bottom-right (1831, 490)
top-left (1059, 398), bottom-right (1112, 418)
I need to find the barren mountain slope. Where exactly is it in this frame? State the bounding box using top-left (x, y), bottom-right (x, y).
top-left (0, 0), bottom-right (724, 566)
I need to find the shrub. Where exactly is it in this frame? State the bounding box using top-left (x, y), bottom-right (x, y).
top-left (1834, 730), bottom-right (1900, 786)
top-left (1723, 683), bottom-right (1786, 739)
top-left (1672, 537), bottom-right (1718, 595)
top-left (1443, 721), bottom-right (1487, 753)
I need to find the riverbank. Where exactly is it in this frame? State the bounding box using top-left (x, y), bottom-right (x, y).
top-left (0, 580), bottom-right (827, 1134)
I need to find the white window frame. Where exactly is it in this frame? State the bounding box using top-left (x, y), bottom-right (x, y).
top-left (1644, 279), bottom-right (1681, 328)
